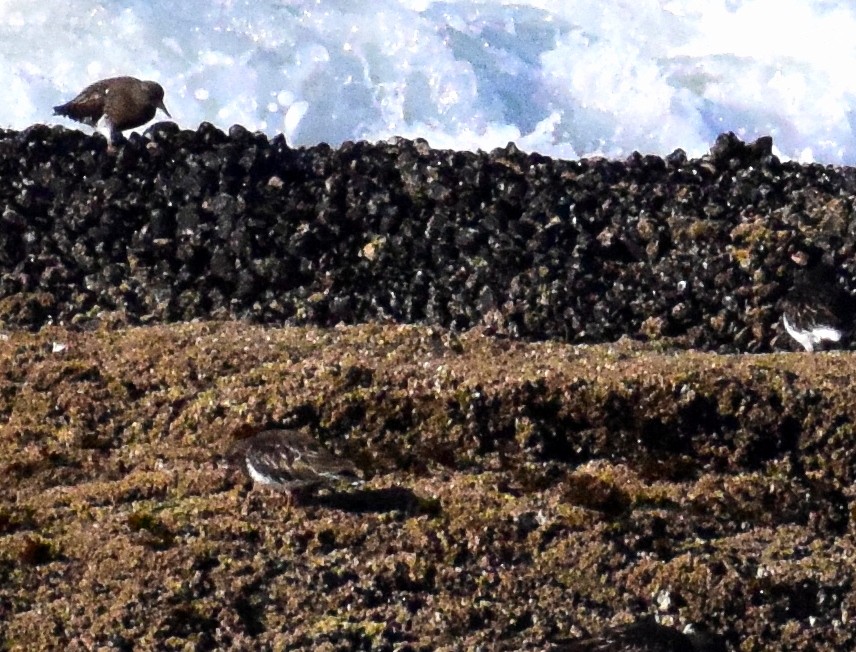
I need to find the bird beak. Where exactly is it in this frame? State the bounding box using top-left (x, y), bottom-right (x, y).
top-left (158, 101), bottom-right (172, 119)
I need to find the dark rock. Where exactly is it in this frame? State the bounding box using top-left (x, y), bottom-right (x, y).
top-left (0, 129), bottom-right (849, 351)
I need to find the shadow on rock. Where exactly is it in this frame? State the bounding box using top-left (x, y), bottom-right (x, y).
top-left (309, 486), bottom-right (442, 516)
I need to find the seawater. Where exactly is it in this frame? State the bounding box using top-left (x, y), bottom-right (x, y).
top-left (2, 0), bottom-right (856, 163)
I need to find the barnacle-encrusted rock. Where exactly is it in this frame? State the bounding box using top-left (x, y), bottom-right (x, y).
top-left (2, 128), bottom-right (854, 352)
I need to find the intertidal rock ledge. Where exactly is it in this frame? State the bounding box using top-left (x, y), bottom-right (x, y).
top-left (2, 125), bottom-right (855, 351)
top-left (2, 323), bottom-right (856, 650)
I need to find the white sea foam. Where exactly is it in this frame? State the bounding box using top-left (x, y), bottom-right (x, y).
top-left (3, 0), bottom-right (856, 163)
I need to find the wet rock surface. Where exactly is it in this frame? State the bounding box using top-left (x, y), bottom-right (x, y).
top-left (4, 127), bottom-right (856, 650)
top-left (1, 324), bottom-right (856, 650)
top-left (2, 126), bottom-right (855, 351)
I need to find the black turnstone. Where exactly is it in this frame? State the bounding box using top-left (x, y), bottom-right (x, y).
top-left (53, 76), bottom-right (171, 142)
top-left (779, 254), bottom-right (852, 353)
top-left (553, 617), bottom-right (726, 652)
top-left (226, 429), bottom-right (362, 506)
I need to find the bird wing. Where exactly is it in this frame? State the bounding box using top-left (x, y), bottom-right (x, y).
top-left (53, 79), bottom-right (111, 125)
top-left (553, 619), bottom-right (696, 652)
top-left (288, 435), bottom-right (360, 484)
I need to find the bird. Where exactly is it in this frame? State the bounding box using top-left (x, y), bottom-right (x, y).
top-left (779, 255), bottom-right (853, 353)
top-left (552, 616), bottom-right (726, 652)
top-left (225, 429), bottom-right (363, 507)
top-left (53, 76), bottom-right (171, 143)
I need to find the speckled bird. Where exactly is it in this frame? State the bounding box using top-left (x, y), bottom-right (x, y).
top-left (553, 617), bottom-right (726, 652)
top-left (226, 429), bottom-right (362, 506)
top-left (53, 76), bottom-right (171, 142)
top-left (780, 255), bottom-right (853, 353)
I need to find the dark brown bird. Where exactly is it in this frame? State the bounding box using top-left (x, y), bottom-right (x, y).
top-left (553, 617), bottom-right (726, 652)
top-left (53, 76), bottom-right (171, 142)
top-left (226, 429), bottom-right (363, 507)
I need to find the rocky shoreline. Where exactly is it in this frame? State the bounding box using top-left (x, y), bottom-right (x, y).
top-left (3, 126), bottom-right (855, 351)
top-left (2, 128), bottom-right (856, 650)
top-left (2, 323), bottom-right (856, 650)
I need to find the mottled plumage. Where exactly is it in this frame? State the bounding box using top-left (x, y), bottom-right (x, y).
top-left (780, 261), bottom-right (852, 352)
top-left (226, 429), bottom-right (362, 503)
top-left (553, 617), bottom-right (726, 652)
top-left (54, 76), bottom-right (171, 142)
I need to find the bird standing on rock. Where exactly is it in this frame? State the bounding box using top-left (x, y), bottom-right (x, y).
top-left (226, 428), bottom-right (363, 509)
top-left (553, 616), bottom-right (726, 652)
top-left (779, 252), bottom-right (853, 353)
top-left (53, 76), bottom-right (171, 143)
